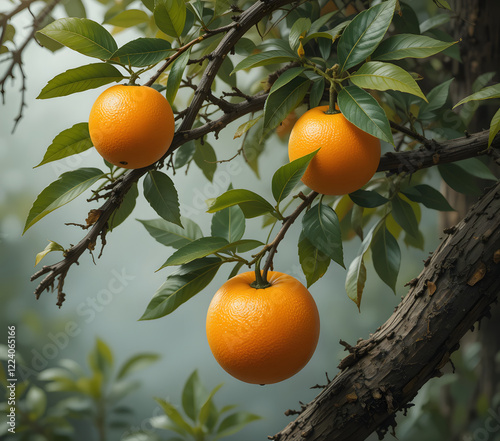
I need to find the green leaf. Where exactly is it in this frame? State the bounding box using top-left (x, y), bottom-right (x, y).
top-left (154, 0), bottom-right (186, 39)
top-left (138, 217), bottom-right (203, 248)
top-left (182, 370), bottom-right (205, 423)
top-left (302, 203), bottom-right (344, 268)
top-left (215, 412), bottom-right (261, 440)
top-left (111, 38), bottom-right (172, 67)
top-left (349, 189), bottom-right (389, 208)
top-left (489, 108), bottom-right (500, 147)
top-left (193, 141), bottom-right (217, 183)
top-left (154, 398), bottom-right (194, 435)
top-left (231, 50), bottom-right (298, 74)
top-left (198, 383), bottom-right (223, 428)
top-left (289, 18), bottom-right (311, 51)
top-left (438, 163), bottom-right (483, 196)
top-left (108, 182), bottom-right (138, 230)
top-left (63, 0), bottom-right (87, 18)
top-left (104, 9), bottom-right (150, 27)
top-left (302, 20), bottom-right (349, 46)
top-left (337, 0), bottom-right (396, 72)
top-left (298, 232), bottom-right (330, 288)
top-left (419, 78), bottom-right (454, 115)
top-left (420, 13), bottom-right (449, 33)
top-left (207, 189), bottom-right (277, 219)
top-left (144, 170), bottom-right (182, 227)
top-left (345, 221), bottom-right (378, 309)
top-left (338, 85), bottom-right (394, 144)
top-left (269, 67), bottom-right (306, 95)
top-left (166, 48), bottom-right (191, 104)
top-left (371, 34), bottom-right (457, 60)
top-left (211, 205), bottom-right (245, 243)
top-left (35, 240), bottom-right (65, 266)
top-left (349, 61), bottom-right (427, 101)
top-left (402, 184), bottom-right (454, 211)
top-left (217, 55), bottom-right (237, 88)
top-left (117, 353), bottom-right (160, 380)
top-left (453, 83), bottom-right (500, 108)
top-left (234, 115), bottom-right (262, 139)
top-left (272, 150), bottom-right (318, 205)
top-left (140, 257), bottom-right (221, 319)
top-left (38, 18), bottom-right (118, 59)
top-left (88, 338), bottom-right (113, 379)
top-left (309, 77), bottom-right (325, 109)
top-left (24, 167), bottom-right (105, 233)
top-left (174, 141), bottom-right (196, 168)
top-left (371, 226), bottom-right (400, 293)
top-left (37, 63), bottom-right (123, 99)
top-left (226, 239), bottom-right (263, 253)
top-left (458, 158), bottom-right (497, 181)
top-left (35, 123), bottom-right (93, 167)
top-left (214, 0), bottom-right (231, 16)
top-left (391, 195), bottom-right (419, 238)
top-left (26, 386), bottom-right (47, 420)
top-left (262, 76), bottom-right (310, 138)
top-left (159, 237), bottom-right (229, 268)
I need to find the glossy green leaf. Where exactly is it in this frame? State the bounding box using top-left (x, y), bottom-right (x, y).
top-left (269, 67), bottom-right (306, 95)
top-left (350, 61), bottom-right (427, 101)
top-left (226, 239), bottom-right (263, 253)
top-left (160, 237), bottom-right (229, 268)
top-left (35, 123), bottom-right (93, 167)
top-left (37, 63), bottom-right (123, 99)
top-left (140, 257), bottom-right (221, 320)
top-left (371, 34), bottom-right (456, 60)
top-left (489, 108), bottom-right (500, 147)
top-left (457, 158), bottom-right (497, 181)
top-left (453, 83), bottom-right (500, 108)
top-left (182, 370), bottom-right (205, 422)
top-left (302, 20), bottom-right (349, 46)
top-left (420, 14), bottom-right (450, 33)
top-left (215, 412), bottom-right (261, 440)
top-left (337, 0), bottom-right (396, 72)
top-left (371, 226), bottom-right (400, 293)
top-left (272, 150), bottom-right (318, 204)
top-left (231, 50), bottom-right (298, 74)
top-left (138, 217), bottom-right (203, 248)
top-left (207, 189), bottom-right (277, 219)
top-left (391, 195), bottom-right (419, 238)
top-left (392, 2), bottom-right (420, 35)
top-left (38, 18), bottom-right (118, 59)
top-left (211, 205), bottom-right (245, 243)
top-left (24, 167), bottom-right (105, 233)
top-left (302, 203), bottom-right (344, 268)
top-left (338, 85), bottom-right (394, 144)
top-left (104, 9), bottom-right (150, 27)
top-left (174, 141), bottom-right (196, 168)
top-left (289, 18), bottom-right (311, 51)
top-left (193, 141), bottom-right (217, 183)
top-left (262, 76), bottom-right (310, 138)
top-left (35, 240), bottom-right (65, 266)
top-left (402, 184), bottom-right (454, 211)
top-left (117, 353), bottom-right (160, 380)
top-left (108, 182), bottom-right (138, 230)
top-left (438, 163), bottom-right (482, 196)
top-left (167, 48), bottom-right (191, 104)
top-left (349, 189), bottom-right (389, 208)
top-left (309, 77), bottom-right (325, 108)
top-left (298, 232), bottom-right (330, 288)
top-left (419, 78), bottom-right (454, 115)
top-left (111, 38), bottom-right (172, 67)
top-left (144, 170), bottom-right (182, 227)
top-left (345, 221), bottom-right (378, 309)
top-left (154, 0), bottom-right (186, 39)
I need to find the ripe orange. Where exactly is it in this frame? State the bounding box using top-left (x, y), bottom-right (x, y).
top-left (206, 271), bottom-right (320, 384)
top-left (89, 85), bottom-right (175, 169)
top-left (288, 105), bottom-right (381, 195)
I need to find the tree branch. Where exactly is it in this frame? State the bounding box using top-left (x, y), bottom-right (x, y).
top-left (272, 180), bottom-right (500, 441)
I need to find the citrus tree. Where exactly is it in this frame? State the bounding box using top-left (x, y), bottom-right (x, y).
top-left (2, 0), bottom-right (500, 439)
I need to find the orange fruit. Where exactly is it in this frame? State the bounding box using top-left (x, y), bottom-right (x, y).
top-left (89, 85), bottom-right (175, 169)
top-left (206, 271), bottom-right (320, 384)
top-left (288, 105), bottom-right (381, 195)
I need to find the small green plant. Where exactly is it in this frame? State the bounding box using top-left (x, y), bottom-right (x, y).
top-left (0, 338), bottom-right (159, 440)
top-left (123, 370), bottom-right (260, 441)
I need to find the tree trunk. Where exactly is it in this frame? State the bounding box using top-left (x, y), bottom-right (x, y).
top-left (272, 180), bottom-right (500, 441)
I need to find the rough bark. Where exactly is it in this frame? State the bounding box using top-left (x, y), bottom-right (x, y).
top-left (272, 180), bottom-right (500, 441)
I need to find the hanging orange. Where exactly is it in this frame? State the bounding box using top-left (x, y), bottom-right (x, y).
top-left (89, 85), bottom-right (175, 169)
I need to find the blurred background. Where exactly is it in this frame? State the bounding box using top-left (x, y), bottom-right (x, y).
top-left (1, 0), bottom-right (497, 440)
